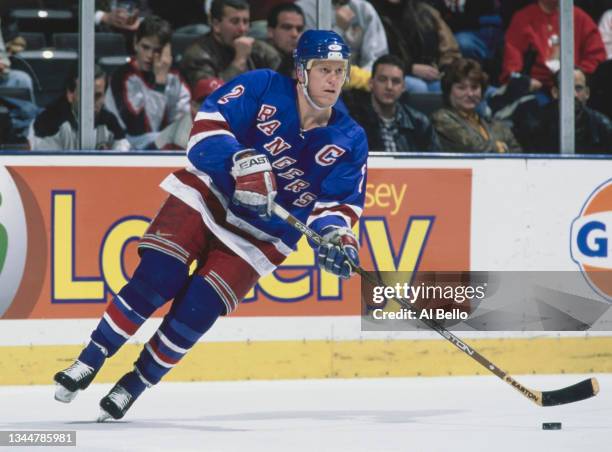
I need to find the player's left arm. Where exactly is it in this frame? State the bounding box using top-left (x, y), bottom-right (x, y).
top-left (309, 131), bottom-right (368, 279)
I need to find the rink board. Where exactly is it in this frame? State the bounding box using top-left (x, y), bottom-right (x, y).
top-left (0, 155), bottom-right (611, 383)
top-left (2, 334), bottom-right (612, 385)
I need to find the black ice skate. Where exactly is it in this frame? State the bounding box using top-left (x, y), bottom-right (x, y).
top-left (54, 360), bottom-right (99, 403)
top-left (98, 384), bottom-right (137, 422)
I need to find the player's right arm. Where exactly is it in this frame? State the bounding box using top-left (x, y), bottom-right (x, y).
top-left (186, 70), bottom-right (278, 217)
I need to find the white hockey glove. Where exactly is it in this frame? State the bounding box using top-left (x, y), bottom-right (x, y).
top-left (317, 226), bottom-right (360, 279)
top-left (230, 149), bottom-right (277, 220)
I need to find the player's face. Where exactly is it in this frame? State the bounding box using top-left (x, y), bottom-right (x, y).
top-left (213, 6), bottom-right (250, 47)
top-left (134, 35), bottom-right (162, 72)
top-left (370, 64), bottom-right (404, 107)
top-left (449, 78), bottom-right (482, 114)
top-left (305, 60), bottom-right (347, 108)
top-left (268, 11), bottom-right (304, 55)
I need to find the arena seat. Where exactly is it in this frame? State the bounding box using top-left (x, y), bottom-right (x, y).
top-left (53, 32), bottom-right (128, 58)
top-left (0, 87), bottom-right (33, 103)
top-left (588, 60), bottom-right (612, 121)
top-left (405, 92), bottom-right (444, 117)
top-left (10, 9), bottom-right (76, 40)
top-left (171, 34), bottom-right (199, 64)
top-left (18, 32), bottom-right (47, 51)
top-left (0, 0), bottom-right (43, 19)
top-left (10, 50), bottom-right (78, 107)
top-left (0, 105), bottom-right (11, 142)
top-left (98, 55), bottom-right (131, 78)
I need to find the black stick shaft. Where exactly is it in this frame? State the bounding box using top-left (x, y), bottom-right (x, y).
top-left (271, 202), bottom-right (598, 406)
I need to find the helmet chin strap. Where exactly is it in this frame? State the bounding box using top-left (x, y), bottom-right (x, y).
top-left (301, 83), bottom-right (330, 111)
top-left (299, 67), bottom-right (330, 111)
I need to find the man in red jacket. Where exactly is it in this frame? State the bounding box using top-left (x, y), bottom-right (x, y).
top-left (501, 0), bottom-right (606, 92)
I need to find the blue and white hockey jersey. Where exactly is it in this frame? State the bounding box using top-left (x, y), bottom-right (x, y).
top-left (160, 69), bottom-right (368, 276)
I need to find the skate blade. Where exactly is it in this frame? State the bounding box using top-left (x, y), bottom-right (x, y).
top-left (54, 384), bottom-right (78, 403)
top-left (97, 409), bottom-right (113, 423)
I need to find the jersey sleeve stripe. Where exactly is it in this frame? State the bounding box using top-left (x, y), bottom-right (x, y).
top-left (194, 111), bottom-right (226, 122)
top-left (190, 118), bottom-right (231, 135)
top-left (307, 204), bottom-right (360, 228)
top-left (187, 116), bottom-right (233, 150)
top-left (310, 201), bottom-right (363, 218)
top-left (186, 129), bottom-right (235, 152)
top-left (307, 210), bottom-right (354, 229)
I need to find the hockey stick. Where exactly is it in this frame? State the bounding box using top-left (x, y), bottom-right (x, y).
top-left (271, 201), bottom-right (599, 407)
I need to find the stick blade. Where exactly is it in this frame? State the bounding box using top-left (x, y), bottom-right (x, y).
top-left (541, 377), bottom-right (599, 406)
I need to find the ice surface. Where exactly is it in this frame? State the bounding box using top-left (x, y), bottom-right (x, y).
top-left (0, 374), bottom-right (609, 452)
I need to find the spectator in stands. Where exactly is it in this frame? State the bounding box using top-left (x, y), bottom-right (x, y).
top-left (499, 0), bottom-right (533, 30)
top-left (0, 19), bottom-right (35, 101)
top-left (248, 1), bottom-right (296, 23)
top-left (429, 0), bottom-right (502, 64)
top-left (345, 54), bottom-right (440, 152)
top-left (501, 0), bottom-right (606, 93)
top-left (298, 0), bottom-right (387, 72)
top-left (148, 0), bottom-right (208, 32)
top-left (517, 68), bottom-right (612, 153)
top-left (95, 0), bottom-right (151, 52)
top-left (371, 0), bottom-right (460, 93)
top-left (297, 0), bottom-right (388, 89)
top-left (0, 18), bottom-right (38, 144)
top-left (28, 65), bottom-right (129, 151)
top-left (105, 15), bottom-right (191, 150)
top-left (599, 7), bottom-right (612, 58)
top-left (267, 3), bottom-right (304, 78)
top-left (96, 0), bottom-right (147, 32)
top-left (247, 0), bottom-right (297, 39)
top-left (181, 0), bottom-right (281, 86)
top-left (153, 77), bottom-right (224, 150)
top-left (575, 0), bottom-right (612, 25)
top-left (432, 58), bottom-right (521, 152)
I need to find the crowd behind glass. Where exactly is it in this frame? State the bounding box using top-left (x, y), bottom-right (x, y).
top-left (1, 0), bottom-right (611, 154)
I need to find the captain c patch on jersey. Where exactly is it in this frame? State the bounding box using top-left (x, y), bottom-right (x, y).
top-left (315, 145), bottom-right (346, 166)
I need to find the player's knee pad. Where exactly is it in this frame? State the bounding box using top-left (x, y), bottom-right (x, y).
top-left (135, 276), bottom-right (225, 385)
top-left (159, 276), bottom-right (225, 349)
top-left (121, 249), bottom-right (189, 317)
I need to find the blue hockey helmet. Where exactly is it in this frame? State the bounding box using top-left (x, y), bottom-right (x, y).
top-left (294, 29), bottom-right (350, 78)
top-left (294, 30), bottom-right (351, 109)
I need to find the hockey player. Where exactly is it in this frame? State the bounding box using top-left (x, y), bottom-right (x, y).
top-left (53, 29), bottom-right (368, 421)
